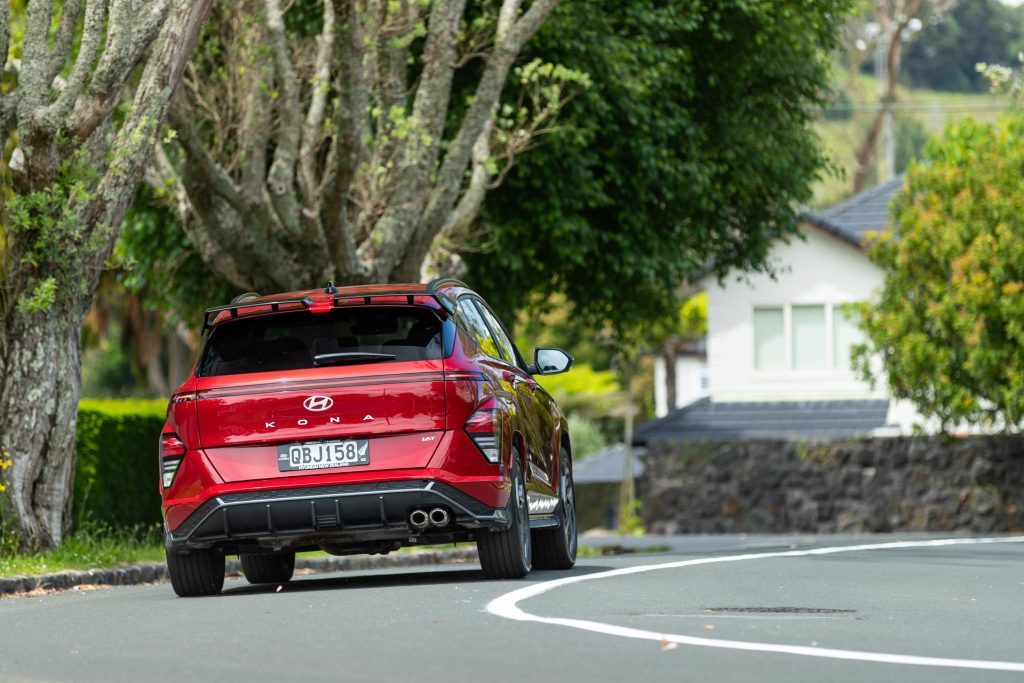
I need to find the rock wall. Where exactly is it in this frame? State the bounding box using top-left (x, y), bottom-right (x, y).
top-left (641, 436), bottom-right (1024, 534)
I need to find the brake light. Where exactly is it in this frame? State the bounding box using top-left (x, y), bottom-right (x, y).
top-left (465, 409), bottom-right (501, 463)
top-left (160, 432), bottom-right (186, 488)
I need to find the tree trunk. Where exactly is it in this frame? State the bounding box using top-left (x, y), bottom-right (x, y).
top-left (0, 306), bottom-right (85, 548)
top-left (166, 0), bottom-right (561, 291)
top-left (0, 0), bottom-right (213, 549)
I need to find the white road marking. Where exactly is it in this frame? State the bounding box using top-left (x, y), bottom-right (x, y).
top-left (487, 536), bottom-right (1024, 672)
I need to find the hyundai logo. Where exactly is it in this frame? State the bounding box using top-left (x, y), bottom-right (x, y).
top-left (303, 395), bottom-right (334, 412)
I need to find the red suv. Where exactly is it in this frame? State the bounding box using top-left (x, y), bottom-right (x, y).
top-left (160, 279), bottom-right (577, 596)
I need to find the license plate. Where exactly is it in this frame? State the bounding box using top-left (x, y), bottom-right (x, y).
top-left (277, 440), bottom-right (370, 471)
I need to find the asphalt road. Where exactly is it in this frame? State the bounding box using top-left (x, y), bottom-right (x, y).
top-left (2, 533), bottom-right (1023, 683)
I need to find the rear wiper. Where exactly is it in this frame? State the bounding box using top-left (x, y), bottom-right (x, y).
top-left (313, 352), bottom-right (397, 366)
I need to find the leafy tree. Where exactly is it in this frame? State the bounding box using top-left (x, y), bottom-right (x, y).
top-left (153, 0), bottom-right (568, 293)
top-left (845, 0), bottom-right (955, 193)
top-left (565, 413), bottom-right (606, 460)
top-left (894, 115), bottom-right (929, 173)
top-left (903, 0), bottom-right (1024, 93)
top-left (853, 116), bottom-right (1024, 430)
top-left (0, 0), bottom-right (212, 548)
top-left (467, 0), bottom-right (850, 331)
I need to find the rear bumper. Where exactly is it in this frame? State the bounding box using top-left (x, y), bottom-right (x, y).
top-left (166, 479), bottom-right (509, 551)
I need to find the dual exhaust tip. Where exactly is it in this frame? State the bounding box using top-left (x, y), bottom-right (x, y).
top-left (409, 507), bottom-right (450, 531)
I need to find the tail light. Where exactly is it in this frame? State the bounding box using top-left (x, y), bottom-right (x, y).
top-left (160, 432), bottom-right (186, 489)
top-left (465, 408), bottom-right (501, 464)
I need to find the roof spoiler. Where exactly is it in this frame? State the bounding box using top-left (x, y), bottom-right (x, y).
top-left (201, 279), bottom-right (466, 332)
top-left (202, 296), bottom-right (315, 331)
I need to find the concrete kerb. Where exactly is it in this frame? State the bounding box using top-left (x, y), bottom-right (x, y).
top-left (0, 547), bottom-right (480, 597)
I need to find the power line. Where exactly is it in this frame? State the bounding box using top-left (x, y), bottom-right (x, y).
top-left (822, 101), bottom-right (1013, 113)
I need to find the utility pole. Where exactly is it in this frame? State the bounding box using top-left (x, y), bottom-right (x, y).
top-left (618, 384), bottom-right (635, 530)
top-left (875, 29), bottom-right (895, 181)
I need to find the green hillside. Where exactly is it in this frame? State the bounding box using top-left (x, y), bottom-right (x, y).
top-left (811, 74), bottom-right (1012, 209)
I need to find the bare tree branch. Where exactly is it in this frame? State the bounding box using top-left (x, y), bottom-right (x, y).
top-left (414, 0), bottom-right (520, 274)
top-left (160, 0), bottom-right (562, 289)
top-left (852, 0), bottom-right (927, 192)
top-left (237, 31), bottom-right (273, 196)
top-left (72, 0), bottom-right (171, 141)
top-left (88, 0), bottom-right (135, 93)
top-left (357, 0), bottom-right (466, 278)
top-left (0, 0), bottom-right (9, 81)
top-left (497, 0), bottom-right (521, 37)
top-left (380, 0), bottom-right (417, 117)
top-left (82, 0), bottom-right (214, 279)
top-left (41, 0), bottom-right (109, 130)
top-left (264, 0), bottom-right (303, 235)
top-left (392, 0), bottom-right (560, 280)
top-left (16, 0), bottom-right (57, 121)
top-left (44, 0), bottom-right (84, 88)
top-left (167, 98), bottom-right (250, 218)
top-left (406, 0), bottom-right (466, 165)
top-left (299, 0), bottom-right (337, 211)
top-left (0, 0), bottom-right (11, 142)
top-left (436, 125), bottom-right (490, 250)
top-left (319, 0), bottom-right (369, 281)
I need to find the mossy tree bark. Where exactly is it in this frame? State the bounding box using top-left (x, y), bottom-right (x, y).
top-left (0, 0), bottom-right (212, 548)
top-left (157, 0), bottom-right (564, 292)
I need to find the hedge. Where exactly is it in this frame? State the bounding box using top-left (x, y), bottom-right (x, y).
top-left (74, 399), bottom-right (167, 531)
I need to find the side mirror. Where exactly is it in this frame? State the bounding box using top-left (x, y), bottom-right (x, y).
top-left (531, 348), bottom-right (573, 375)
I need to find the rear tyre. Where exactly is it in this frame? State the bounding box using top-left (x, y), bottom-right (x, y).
top-left (477, 454), bottom-right (532, 579)
top-left (240, 551), bottom-right (296, 585)
top-left (166, 548), bottom-right (226, 597)
top-left (533, 448), bottom-right (578, 570)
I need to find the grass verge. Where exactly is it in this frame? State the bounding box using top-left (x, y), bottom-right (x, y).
top-left (2, 534), bottom-right (671, 578)
top-left (0, 523), bottom-right (164, 578)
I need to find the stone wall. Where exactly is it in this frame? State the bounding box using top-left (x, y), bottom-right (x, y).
top-left (640, 436), bottom-right (1024, 534)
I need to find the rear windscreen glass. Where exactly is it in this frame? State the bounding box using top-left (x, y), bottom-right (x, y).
top-left (199, 307), bottom-right (444, 376)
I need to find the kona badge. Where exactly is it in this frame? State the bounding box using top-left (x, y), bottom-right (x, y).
top-left (303, 395), bottom-right (334, 412)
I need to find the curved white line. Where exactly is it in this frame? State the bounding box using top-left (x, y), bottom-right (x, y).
top-left (487, 536), bottom-right (1024, 672)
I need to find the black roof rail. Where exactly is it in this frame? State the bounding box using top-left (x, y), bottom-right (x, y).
top-left (202, 281), bottom-right (469, 332)
top-left (202, 296), bottom-right (315, 331)
top-left (331, 286), bottom-right (457, 315)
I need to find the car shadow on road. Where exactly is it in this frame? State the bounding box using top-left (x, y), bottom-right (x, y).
top-left (219, 563), bottom-right (617, 597)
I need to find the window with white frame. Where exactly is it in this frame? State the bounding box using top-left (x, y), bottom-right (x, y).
top-left (753, 303), bottom-right (863, 372)
top-left (753, 307), bottom-right (785, 370)
top-left (832, 306), bottom-right (861, 371)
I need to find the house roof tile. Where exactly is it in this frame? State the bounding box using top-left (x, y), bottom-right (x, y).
top-left (802, 175), bottom-right (904, 248)
top-left (633, 398), bottom-right (893, 445)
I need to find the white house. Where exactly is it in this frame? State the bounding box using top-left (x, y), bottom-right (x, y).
top-left (642, 177), bottom-right (920, 444)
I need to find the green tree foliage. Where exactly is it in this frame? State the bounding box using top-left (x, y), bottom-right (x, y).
top-left (116, 187), bottom-right (234, 327)
top-left (854, 116), bottom-right (1024, 430)
top-left (895, 115), bottom-right (929, 174)
top-left (467, 0), bottom-right (849, 331)
top-left (903, 0), bottom-right (1024, 93)
top-left (566, 413), bottom-right (607, 460)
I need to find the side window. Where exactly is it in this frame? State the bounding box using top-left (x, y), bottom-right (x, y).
top-left (473, 300), bottom-right (519, 369)
top-left (456, 298), bottom-right (504, 362)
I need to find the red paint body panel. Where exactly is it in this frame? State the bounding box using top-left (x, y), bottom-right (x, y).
top-left (193, 360), bottom-right (447, 448)
top-left (160, 281), bottom-right (568, 547)
top-left (205, 431), bottom-right (444, 483)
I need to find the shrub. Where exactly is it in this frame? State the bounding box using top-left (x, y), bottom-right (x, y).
top-left (855, 116), bottom-right (1024, 430)
top-left (74, 399), bottom-right (167, 531)
top-left (567, 413), bottom-right (607, 460)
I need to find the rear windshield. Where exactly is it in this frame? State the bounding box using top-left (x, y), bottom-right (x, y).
top-left (199, 307), bottom-right (444, 376)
